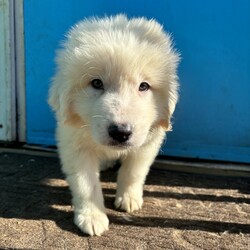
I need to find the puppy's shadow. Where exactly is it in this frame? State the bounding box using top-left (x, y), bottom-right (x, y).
top-left (1, 152), bottom-right (122, 236)
top-left (1, 152), bottom-right (250, 236)
top-left (0, 153), bottom-right (81, 236)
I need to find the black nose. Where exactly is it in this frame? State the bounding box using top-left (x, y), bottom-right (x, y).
top-left (108, 123), bottom-right (132, 143)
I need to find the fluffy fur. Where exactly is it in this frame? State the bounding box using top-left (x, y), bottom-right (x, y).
top-left (48, 14), bottom-right (179, 236)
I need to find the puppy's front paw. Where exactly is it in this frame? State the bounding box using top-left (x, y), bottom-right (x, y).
top-left (74, 211), bottom-right (109, 236)
top-left (115, 192), bottom-right (143, 213)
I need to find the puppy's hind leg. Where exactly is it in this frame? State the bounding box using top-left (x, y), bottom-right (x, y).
top-left (62, 152), bottom-right (109, 236)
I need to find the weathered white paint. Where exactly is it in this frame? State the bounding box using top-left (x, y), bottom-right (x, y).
top-left (14, 0), bottom-right (26, 142)
top-left (0, 0), bottom-right (16, 141)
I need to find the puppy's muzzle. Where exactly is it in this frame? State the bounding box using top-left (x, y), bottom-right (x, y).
top-left (108, 123), bottom-right (132, 144)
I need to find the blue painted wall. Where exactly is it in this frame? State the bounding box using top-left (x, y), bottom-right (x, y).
top-left (24, 0), bottom-right (250, 162)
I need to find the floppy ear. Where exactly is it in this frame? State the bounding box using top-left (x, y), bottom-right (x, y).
top-left (159, 112), bottom-right (173, 132)
top-left (48, 76), bottom-right (61, 112)
top-left (48, 77), bottom-right (84, 128)
top-left (159, 77), bottom-right (179, 132)
top-left (159, 44), bottom-right (180, 131)
top-left (159, 118), bottom-right (172, 132)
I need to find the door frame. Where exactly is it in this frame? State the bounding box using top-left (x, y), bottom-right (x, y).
top-left (14, 0), bottom-right (26, 142)
top-left (0, 0), bottom-right (16, 141)
top-left (0, 0), bottom-right (25, 142)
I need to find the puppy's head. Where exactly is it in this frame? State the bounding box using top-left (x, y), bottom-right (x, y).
top-left (49, 15), bottom-right (180, 149)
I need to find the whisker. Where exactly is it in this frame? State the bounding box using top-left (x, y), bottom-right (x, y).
top-left (91, 115), bottom-right (109, 122)
top-left (92, 115), bottom-right (104, 118)
top-left (80, 124), bottom-right (90, 128)
top-left (88, 72), bottom-right (104, 82)
top-left (80, 73), bottom-right (88, 85)
top-left (101, 119), bottom-right (108, 122)
top-left (82, 89), bottom-right (89, 97)
top-left (88, 66), bottom-right (100, 71)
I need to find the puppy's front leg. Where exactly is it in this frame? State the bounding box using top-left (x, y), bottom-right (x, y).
top-left (115, 146), bottom-right (159, 213)
top-left (64, 154), bottom-right (109, 236)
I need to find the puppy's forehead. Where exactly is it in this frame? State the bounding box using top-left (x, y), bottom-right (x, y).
top-left (87, 45), bottom-right (162, 85)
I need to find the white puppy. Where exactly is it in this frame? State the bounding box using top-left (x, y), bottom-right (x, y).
top-left (49, 14), bottom-right (179, 236)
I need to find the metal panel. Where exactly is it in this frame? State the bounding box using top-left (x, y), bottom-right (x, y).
top-left (24, 0), bottom-right (250, 162)
top-left (14, 0), bottom-right (26, 142)
top-left (161, 0), bottom-right (250, 162)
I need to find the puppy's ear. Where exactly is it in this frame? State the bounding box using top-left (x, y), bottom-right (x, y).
top-left (159, 118), bottom-right (172, 132)
top-left (48, 79), bottom-right (60, 112)
top-left (63, 102), bottom-right (84, 128)
top-left (157, 44), bottom-right (180, 132)
top-left (159, 79), bottom-right (179, 132)
top-left (48, 78), bottom-right (84, 128)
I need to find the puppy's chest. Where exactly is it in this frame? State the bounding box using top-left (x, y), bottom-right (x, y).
top-left (99, 159), bottom-right (121, 171)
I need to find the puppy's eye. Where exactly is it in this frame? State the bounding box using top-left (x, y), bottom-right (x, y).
top-left (139, 82), bottom-right (150, 92)
top-left (91, 79), bottom-right (104, 90)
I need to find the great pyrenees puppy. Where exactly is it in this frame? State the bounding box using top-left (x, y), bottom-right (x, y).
top-left (49, 14), bottom-right (179, 236)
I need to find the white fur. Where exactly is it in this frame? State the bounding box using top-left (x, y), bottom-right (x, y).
top-left (48, 14), bottom-right (179, 236)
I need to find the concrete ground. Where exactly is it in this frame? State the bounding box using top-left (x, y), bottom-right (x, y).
top-left (0, 149), bottom-right (249, 249)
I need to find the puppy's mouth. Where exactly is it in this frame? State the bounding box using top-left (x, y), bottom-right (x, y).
top-left (107, 140), bottom-right (132, 149)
